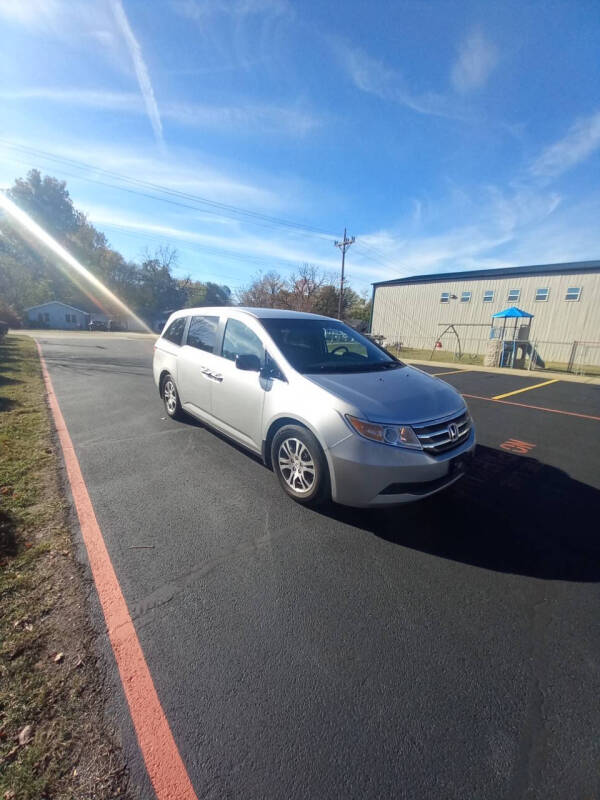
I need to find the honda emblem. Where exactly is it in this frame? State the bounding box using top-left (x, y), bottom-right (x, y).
top-left (448, 422), bottom-right (459, 441)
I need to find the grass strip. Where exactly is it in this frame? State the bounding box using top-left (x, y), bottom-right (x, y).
top-left (0, 335), bottom-right (129, 799)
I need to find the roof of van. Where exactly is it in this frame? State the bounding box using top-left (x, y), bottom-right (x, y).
top-left (169, 306), bottom-right (334, 321)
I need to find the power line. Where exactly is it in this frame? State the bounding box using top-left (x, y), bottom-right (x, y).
top-left (100, 222), bottom-right (304, 283)
top-left (0, 139), bottom-right (335, 239)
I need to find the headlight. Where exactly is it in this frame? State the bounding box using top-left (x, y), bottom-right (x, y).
top-left (346, 415), bottom-right (422, 449)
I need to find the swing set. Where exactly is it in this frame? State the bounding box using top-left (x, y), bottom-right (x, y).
top-left (430, 323), bottom-right (489, 361)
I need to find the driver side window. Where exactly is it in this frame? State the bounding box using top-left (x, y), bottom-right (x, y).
top-left (222, 318), bottom-right (264, 363)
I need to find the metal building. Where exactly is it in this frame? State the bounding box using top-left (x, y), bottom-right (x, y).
top-left (370, 260), bottom-right (600, 371)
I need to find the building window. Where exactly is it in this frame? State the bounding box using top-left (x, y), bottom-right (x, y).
top-left (535, 287), bottom-right (549, 302)
top-left (483, 290), bottom-right (494, 302)
top-left (440, 292), bottom-right (450, 303)
top-left (460, 291), bottom-right (471, 303)
top-left (507, 289), bottom-right (520, 303)
top-left (565, 287), bottom-right (581, 302)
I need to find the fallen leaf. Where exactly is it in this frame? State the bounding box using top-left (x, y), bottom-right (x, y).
top-left (4, 789), bottom-right (16, 799)
top-left (53, 652), bottom-right (64, 663)
top-left (18, 724), bottom-right (33, 745)
top-left (4, 745), bottom-right (19, 762)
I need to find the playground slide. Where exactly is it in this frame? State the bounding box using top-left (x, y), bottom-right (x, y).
top-left (525, 342), bottom-right (545, 368)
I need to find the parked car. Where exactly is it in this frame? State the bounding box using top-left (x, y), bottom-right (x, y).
top-left (153, 308), bottom-right (475, 507)
top-left (108, 320), bottom-right (126, 332)
top-left (89, 319), bottom-right (108, 331)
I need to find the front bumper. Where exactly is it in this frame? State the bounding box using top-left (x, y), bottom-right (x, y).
top-left (327, 427), bottom-right (476, 507)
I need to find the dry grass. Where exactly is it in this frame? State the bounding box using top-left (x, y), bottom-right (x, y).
top-left (0, 335), bottom-right (131, 799)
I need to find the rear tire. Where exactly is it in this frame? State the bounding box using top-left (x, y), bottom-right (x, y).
top-left (162, 374), bottom-right (184, 420)
top-left (271, 425), bottom-right (330, 507)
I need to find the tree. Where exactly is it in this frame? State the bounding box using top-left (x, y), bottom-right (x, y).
top-left (286, 264), bottom-right (327, 312)
top-left (182, 280), bottom-right (232, 307)
top-left (237, 271), bottom-right (290, 308)
top-left (312, 285), bottom-right (340, 317)
top-left (135, 249), bottom-right (186, 318)
top-left (8, 169), bottom-right (78, 238)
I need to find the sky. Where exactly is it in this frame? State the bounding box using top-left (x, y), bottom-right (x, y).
top-left (1, 0), bottom-right (599, 295)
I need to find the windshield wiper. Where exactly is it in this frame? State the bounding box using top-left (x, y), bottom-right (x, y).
top-left (304, 361), bottom-right (401, 373)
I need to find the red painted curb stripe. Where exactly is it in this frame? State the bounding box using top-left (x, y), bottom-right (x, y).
top-left (36, 342), bottom-right (197, 800)
top-left (463, 393), bottom-right (600, 422)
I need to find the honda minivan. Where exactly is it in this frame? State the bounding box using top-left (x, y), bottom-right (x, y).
top-left (153, 308), bottom-right (475, 507)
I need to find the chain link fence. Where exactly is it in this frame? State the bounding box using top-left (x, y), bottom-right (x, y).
top-left (372, 333), bottom-right (600, 377)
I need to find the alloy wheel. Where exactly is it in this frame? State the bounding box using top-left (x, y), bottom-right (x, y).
top-left (164, 379), bottom-right (177, 415)
top-left (277, 437), bottom-right (316, 495)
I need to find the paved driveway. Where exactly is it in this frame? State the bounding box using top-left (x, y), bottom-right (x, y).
top-left (38, 333), bottom-right (600, 800)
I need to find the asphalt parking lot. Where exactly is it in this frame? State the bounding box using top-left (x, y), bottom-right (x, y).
top-left (36, 333), bottom-right (600, 800)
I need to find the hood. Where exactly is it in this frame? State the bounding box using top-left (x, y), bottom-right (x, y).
top-left (306, 365), bottom-right (464, 424)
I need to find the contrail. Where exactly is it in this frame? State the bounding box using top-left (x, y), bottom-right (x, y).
top-left (109, 0), bottom-right (164, 150)
top-left (0, 192), bottom-right (152, 333)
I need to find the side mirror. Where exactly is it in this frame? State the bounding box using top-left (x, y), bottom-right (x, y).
top-left (235, 354), bottom-right (261, 372)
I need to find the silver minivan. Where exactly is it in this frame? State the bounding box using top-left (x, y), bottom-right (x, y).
top-left (153, 307), bottom-right (475, 507)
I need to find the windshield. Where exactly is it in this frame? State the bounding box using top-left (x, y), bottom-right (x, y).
top-left (260, 318), bottom-right (403, 374)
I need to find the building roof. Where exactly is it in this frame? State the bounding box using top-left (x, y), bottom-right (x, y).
top-left (492, 306), bottom-right (534, 319)
top-left (25, 300), bottom-right (88, 314)
top-left (372, 260), bottom-right (600, 288)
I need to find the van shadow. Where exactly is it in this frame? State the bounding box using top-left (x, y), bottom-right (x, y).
top-left (325, 445), bottom-right (600, 582)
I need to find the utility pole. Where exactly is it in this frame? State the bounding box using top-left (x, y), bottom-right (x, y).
top-left (334, 227), bottom-right (355, 319)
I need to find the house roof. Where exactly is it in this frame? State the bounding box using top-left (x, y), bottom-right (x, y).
top-left (372, 260), bottom-right (600, 288)
top-left (25, 301), bottom-right (88, 314)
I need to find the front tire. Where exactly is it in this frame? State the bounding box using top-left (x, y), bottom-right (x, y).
top-left (162, 374), bottom-right (184, 420)
top-left (271, 425), bottom-right (330, 507)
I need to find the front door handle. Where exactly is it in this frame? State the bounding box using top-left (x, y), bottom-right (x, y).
top-left (199, 365), bottom-right (223, 382)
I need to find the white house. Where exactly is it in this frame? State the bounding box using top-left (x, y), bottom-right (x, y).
top-left (25, 301), bottom-right (89, 330)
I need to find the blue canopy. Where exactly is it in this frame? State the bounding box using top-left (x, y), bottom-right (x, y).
top-left (492, 306), bottom-right (534, 319)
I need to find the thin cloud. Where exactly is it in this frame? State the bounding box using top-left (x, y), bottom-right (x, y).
top-left (172, 0), bottom-right (291, 21)
top-left (332, 38), bottom-right (464, 120)
top-left (353, 185), bottom-right (566, 279)
top-left (1, 87), bottom-right (320, 137)
top-left (109, 0), bottom-right (164, 149)
top-left (0, 0), bottom-right (61, 28)
top-left (0, 135), bottom-right (287, 208)
top-left (164, 101), bottom-right (320, 136)
top-left (451, 29), bottom-right (498, 93)
top-left (86, 208), bottom-right (340, 271)
top-left (530, 111), bottom-right (600, 179)
top-left (0, 87), bottom-right (140, 110)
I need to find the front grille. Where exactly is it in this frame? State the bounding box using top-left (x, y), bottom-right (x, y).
top-left (413, 410), bottom-right (471, 455)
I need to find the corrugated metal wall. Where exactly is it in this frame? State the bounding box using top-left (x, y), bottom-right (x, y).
top-left (371, 270), bottom-right (600, 365)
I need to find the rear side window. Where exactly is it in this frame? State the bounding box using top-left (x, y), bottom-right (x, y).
top-left (187, 315), bottom-right (218, 352)
top-left (222, 319), bottom-right (264, 363)
top-left (162, 317), bottom-right (186, 345)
